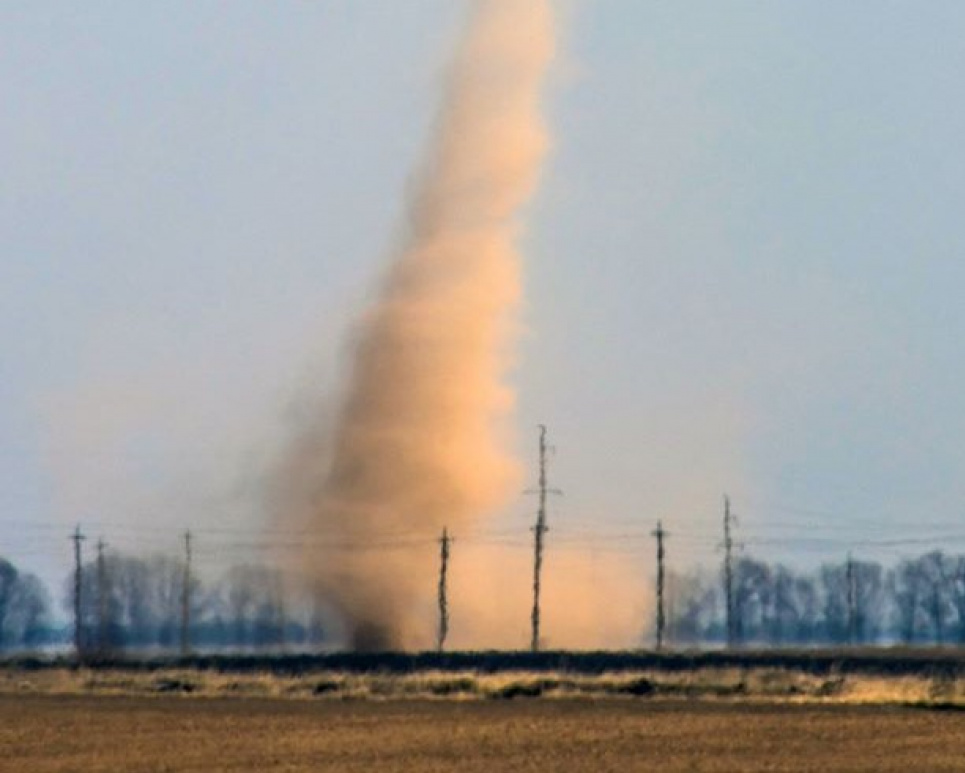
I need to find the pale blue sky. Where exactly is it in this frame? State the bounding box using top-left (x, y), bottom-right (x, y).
top-left (3, 1), bottom-right (965, 588)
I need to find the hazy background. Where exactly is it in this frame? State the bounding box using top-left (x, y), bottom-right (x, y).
top-left (3, 1), bottom-right (965, 594)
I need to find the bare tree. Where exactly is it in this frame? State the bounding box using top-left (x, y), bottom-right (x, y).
top-left (0, 558), bottom-right (19, 650)
top-left (917, 551), bottom-right (951, 644)
top-left (947, 556), bottom-right (965, 644)
top-left (0, 559), bottom-right (52, 650)
top-left (13, 574), bottom-right (51, 648)
top-left (890, 560), bottom-right (926, 644)
top-left (667, 569), bottom-right (720, 644)
top-left (852, 559), bottom-right (884, 644)
top-left (733, 557), bottom-right (771, 644)
top-left (768, 564), bottom-right (804, 645)
top-left (820, 562), bottom-right (850, 643)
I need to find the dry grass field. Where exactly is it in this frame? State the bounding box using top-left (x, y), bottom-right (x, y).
top-left (2, 694), bottom-right (965, 772)
top-left (4, 655), bottom-right (965, 771)
top-left (5, 660), bottom-right (965, 706)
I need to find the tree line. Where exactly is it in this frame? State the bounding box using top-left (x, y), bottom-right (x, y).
top-left (0, 551), bottom-right (327, 653)
top-left (668, 551), bottom-right (965, 646)
top-left (6, 547), bottom-right (965, 652)
top-left (0, 557), bottom-right (50, 649)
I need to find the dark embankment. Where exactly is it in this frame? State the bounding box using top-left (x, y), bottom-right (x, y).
top-left (7, 648), bottom-right (965, 678)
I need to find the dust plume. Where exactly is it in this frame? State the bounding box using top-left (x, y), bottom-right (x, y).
top-left (446, 543), bottom-right (649, 650)
top-left (275, 0), bottom-right (556, 650)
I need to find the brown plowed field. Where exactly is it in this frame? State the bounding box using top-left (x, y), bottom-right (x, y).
top-left (2, 696), bottom-right (964, 772)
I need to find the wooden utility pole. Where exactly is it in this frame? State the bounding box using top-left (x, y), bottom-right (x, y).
top-left (273, 574), bottom-right (287, 651)
top-left (846, 552), bottom-right (857, 645)
top-left (436, 527), bottom-right (451, 653)
top-left (666, 571), bottom-right (676, 645)
top-left (70, 525), bottom-right (86, 658)
top-left (180, 530), bottom-right (192, 657)
top-left (723, 496), bottom-right (737, 648)
top-left (652, 521), bottom-right (668, 650)
top-left (96, 538), bottom-right (108, 654)
top-left (530, 425), bottom-right (551, 652)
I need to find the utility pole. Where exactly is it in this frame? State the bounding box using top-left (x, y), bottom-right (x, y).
top-left (274, 575), bottom-right (287, 651)
top-left (96, 538), bottom-right (108, 655)
top-left (181, 530), bottom-right (193, 657)
top-left (666, 571), bottom-right (676, 646)
top-left (70, 525), bottom-right (86, 659)
top-left (722, 495), bottom-right (737, 648)
top-left (530, 425), bottom-right (551, 652)
top-left (437, 527), bottom-right (451, 653)
top-left (846, 552), bottom-right (857, 645)
top-left (652, 521), bottom-right (668, 651)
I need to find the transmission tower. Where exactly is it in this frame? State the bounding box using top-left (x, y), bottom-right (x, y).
top-left (652, 521), bottom-right (668, 650)
top-left (70, 525), bottom-right (86, 658)
top-left (437, 526), bottom-right (451, 653)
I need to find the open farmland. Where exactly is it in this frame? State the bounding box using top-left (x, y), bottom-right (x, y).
top-left (4, 652), bottom-right (965, 770)
top-left (2, 695), bottom-right (965, 773)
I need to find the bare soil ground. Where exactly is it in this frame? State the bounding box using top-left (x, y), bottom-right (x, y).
top-left (2, 695), bottom-right (964, 773)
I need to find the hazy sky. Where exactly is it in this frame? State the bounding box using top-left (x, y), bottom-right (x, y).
top-left (3, 1), bottom-right (965, 588)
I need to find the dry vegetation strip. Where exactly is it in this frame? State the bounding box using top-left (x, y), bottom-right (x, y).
top-left (4, 664), bottom-right (965, 706)
top-left (2, 695), bottom-right (965, 773)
